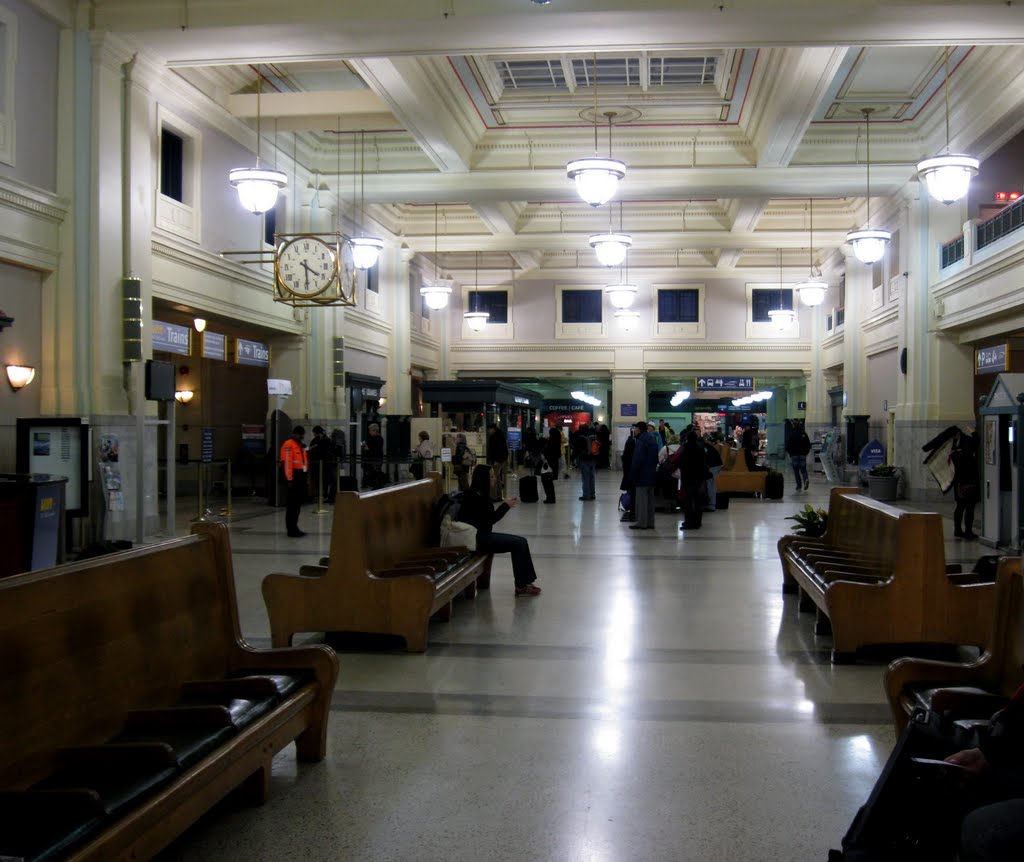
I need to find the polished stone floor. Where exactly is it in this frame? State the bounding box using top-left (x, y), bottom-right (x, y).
top-left (157, 471), bottom-right (982, 862)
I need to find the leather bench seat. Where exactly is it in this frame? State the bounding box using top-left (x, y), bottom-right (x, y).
top-left (902, 683), bottom-right (1010, 717)
top-left (0, 789), bottom-right (106, 862)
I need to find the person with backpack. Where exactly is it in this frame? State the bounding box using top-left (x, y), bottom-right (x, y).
top-left (458, 464), bottom-right (541, 597)
top-left (785, 420), bottom-right (813, 491)
top-left (574, 422), bottom-right (598, 500)
top-left (452, 433), bottom-right (475, 491)
top-left (629, 421), bottom-right (660, 529)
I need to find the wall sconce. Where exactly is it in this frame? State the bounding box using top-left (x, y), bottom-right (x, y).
top-left (174, 389), bottom-right (194, 404)
top-left (6, 365), bottom-right (35, 391)
top-left (193, 318), bottom-right (207, 333)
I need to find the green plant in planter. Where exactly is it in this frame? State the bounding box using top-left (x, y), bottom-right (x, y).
top-left (786, 503), bottom-right (829, 537)
top-left (868, 464), bottom-right (899, 477)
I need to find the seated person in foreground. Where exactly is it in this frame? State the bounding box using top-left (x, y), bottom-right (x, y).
top-left (458, 464), bottom-right (542, 597)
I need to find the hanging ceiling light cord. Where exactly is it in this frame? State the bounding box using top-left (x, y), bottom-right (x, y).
top-left (360, 130), bottom-right (367, 236)
top-left (943, 47), bottom-right (952, 153)
top-left (336, 118), bottom-right (342, 234)
top-left (433, 203), bottom-right (439, 283)
top-left (473, 250), bottom-right (479, 312)
top-left (808, 199), bottom-right (814, 274)
top-left (864, 109), bottom-right (872, 229)
top-left (592, 53), bottom-right (599, 155)
top-left (254, 65), bottom-right (262, 169)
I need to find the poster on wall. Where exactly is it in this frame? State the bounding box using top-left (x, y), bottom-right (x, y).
top-left (985, 416), bottom-right (998, 466)
top-left (16, 418), bottom-right (90, 515)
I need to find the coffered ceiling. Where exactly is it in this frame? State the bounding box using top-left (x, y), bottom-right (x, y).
top-left (87, 0), bottom-right (1024, 283)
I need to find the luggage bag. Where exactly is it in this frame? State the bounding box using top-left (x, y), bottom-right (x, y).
top-left (765, 469), bottom-right (784, 500)
top-left (518, 475), bottom-right (539, 503)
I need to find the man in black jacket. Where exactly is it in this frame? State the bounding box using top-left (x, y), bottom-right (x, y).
top-left (786, 421), bottom-right (813, 491)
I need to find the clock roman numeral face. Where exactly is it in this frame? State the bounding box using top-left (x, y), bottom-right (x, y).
top-left (278, 237), bottom-right (337, 297)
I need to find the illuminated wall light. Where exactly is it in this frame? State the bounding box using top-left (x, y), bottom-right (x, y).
top-left (174, 389), bottom-right (194, 404)
top-left (6, 364), bottom-right (35, 391)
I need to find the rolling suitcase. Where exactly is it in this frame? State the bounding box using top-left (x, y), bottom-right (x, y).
top-left (519, 475), bottom-right (539, 503)
top-left (765, 469), bottom-right (784, 500)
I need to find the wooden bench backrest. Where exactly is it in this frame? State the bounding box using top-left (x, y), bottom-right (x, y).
top-left (328, 476), bottom-right (442, 575)
top-left (987, 558), bottom-right (1024, 696)
top-left (716, 443), bottom-right (746, 472)
top-left (821, 488), bottom-right (944, 573)
top-left (0, 523), bottom-right (239, 788)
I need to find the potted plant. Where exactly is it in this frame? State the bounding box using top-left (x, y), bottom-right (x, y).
top-left (785, 503), bottom-right (829, 537)
top-left (867, 464), bottom-right (900, 501)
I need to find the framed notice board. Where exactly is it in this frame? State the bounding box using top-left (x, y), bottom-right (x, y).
top-left (16, 417), bottom-right (90, 516)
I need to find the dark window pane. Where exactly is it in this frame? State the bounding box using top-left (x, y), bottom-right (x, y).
top-left (468, 290), bottom-right (508, 324)
top-left (562, 289), bottom-right (603, 324)
top-left (160, 129), bottom-right (184, 202)
top-left (421, 296), bottom-right (430, 319)
top-left (263, 206), bottom-right (276, 247)
top-left (366, 265), bottom-right (379, 293)
top-left (657, 289), bottom-right (700, 323)
top-left (752, 289), bottom-right (793, 322)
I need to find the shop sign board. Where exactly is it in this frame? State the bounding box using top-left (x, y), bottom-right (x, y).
top-left (241, 424), bottom-right (265, 455)
top-left (506, 428), bottom-right (522, 451)
top-left (620, 403), bottom-right (638, 416)
top-left (152, 320), bottom-right (191, 356)
top-left (237, 338), bottom-right (270, 367)
top-left (976, 344), bottom-right (1008, 374)
top-left (202, 331), bottom-right (227, 361)
top-left (858, 439), bottom-right (886, 471)
top-left (696, 377), bottom-right (754, 391)
top-left (440, 448), bottom-right (452, 463)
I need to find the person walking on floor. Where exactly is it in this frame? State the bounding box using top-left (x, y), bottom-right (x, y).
top-left (307, 425), bottom-right (337, 504)
top-left (951, 429), bottom-right (980, 540)
top-left (280, 425), bottom-right (308, 537)
top-left (458, 464), bottom-right (542, 597)
top-left (545, 427), bottom-right (563, 481)
top-left (629, 420), bottom-right (660, 530)
top-left (786, 420), bottom-right (812, 491)
top-left (702, 433), bottom-right (724, 512)
top-left (678, 430), bottom-right (709, 531)
top-left (620, 425), bottom-right (637, 522)
top-left (486, 424), bottom-right (509, 501)
top-left (453, 433), bottom-right (475, 491)
top-left (575, 422), bottom-right (597, 500)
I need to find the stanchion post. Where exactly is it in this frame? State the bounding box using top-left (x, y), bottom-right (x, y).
top-left (313, 460), bottom-right (328, 514)
top-left (195, 462), bottom-right (206, 521)
top-left (220, 459), bottom-right (233, 517)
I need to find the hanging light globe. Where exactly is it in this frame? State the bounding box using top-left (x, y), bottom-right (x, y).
top-left (846, 228), bottom-right (891, 265)
top-left (767, 308), bottom-right (797, 331)
top-left (351, 237), bottom-right (385, 269)
top-left (567, 158), bottom-right (626, 207)
top-left (590, 232), bottom-right (632, 267)
top-left (916, 154), bottom-right (979, 205)
top-left (229, 167), bottom-right (287, 215)
top-left (614, 309), bottom-right (640, 331)
top-left (605, 283), bottom-right (638, 309)
top-left (794, 278), bottom-right (828, 307)
top-left (420, 281), bottom-right (452, 310)
top-left (464, 311), bottom-right (490, 331)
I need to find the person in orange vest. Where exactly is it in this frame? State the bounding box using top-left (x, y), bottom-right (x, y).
top-left (280, 425), bottom-right (308, 537)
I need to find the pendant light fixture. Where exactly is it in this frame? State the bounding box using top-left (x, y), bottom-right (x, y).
top-left (566, 56), bottom-right (626, 207)
top-left (767, 249), bottom-right (796, 330)
top-left (229, 65), bottom-right (287, 215)
top-left (590, 199), bottom-right (632, 267)
top-left (614, 309), bottom-right (640, 331)
top-left (795, 199), bottom-right (828, 307)
top-left (420, 203), bottom-right (452, 310)
top-left (916, 47), bottom-right (979, 205)
top-left (464, 251), bottom-right (490, 331)
top-left (846, 108), bottom-right (890, 265)
top-left (606, 219), bottom-right (637, 308)
top-left (351, 130), bottom-right (385, 269)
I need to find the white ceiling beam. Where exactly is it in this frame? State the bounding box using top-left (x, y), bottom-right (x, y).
top-left (471, 202), bottom-right (524, 235)
top-left (750, 47), bottom-right (850, 168)
top-left (716, 249), bottom-right (742, 269)
top-left (350, 57), bottom-right (481, 173)
top-left (511, 251), bottom-right (543, 273)
top-left (727, 199), bottom-right (768, 233)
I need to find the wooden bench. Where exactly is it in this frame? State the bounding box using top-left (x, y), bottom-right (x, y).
top-left (262, 475), bottom-right (493, 653)
top-left (0, 521), bottom-right (338, 862)
top-left (714, 443), bottom-right (767, 496)
top-left (777, 487), bottom-right (996, 663)
top-left (884, 557), bottom-right (1024, 734)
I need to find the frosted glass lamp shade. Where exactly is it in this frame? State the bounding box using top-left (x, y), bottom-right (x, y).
top-left (464, 311), bottom-right (490, 331)
top-left (420, 283), bottom-right (452, 310)
top-left (605, 283), bottom-right (638, 309)
top-left (566, 157), bottom-right (626, 207)
top-left (846, 229), bottom-right (891, 265)
top-left (767, 308), bottom-right (796, 331)
top-left (614, 309), bottom-right (640, 331)
top-left (351, 237), bottom-right (385, 269)
top-left (590, 233), bottom-right (632, 267)
top-left (917, 154), bottom-right (979, 205)
top-left (794, 279), bottom-right (828, 307)
top-left (228, 167), bottom-right (287, 214)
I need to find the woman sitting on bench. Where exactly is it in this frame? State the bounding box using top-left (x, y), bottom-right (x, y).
top-left (459, 464), bottom-right (542, 597)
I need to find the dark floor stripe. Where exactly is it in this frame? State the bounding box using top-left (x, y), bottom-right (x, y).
top-left (330, 690), bottom-right (890, 725)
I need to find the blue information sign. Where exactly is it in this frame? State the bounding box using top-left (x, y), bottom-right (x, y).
top-left (236, 338), bottom-right (270, 367)
top-left (152, 320), bottom-right (191, 356)
top-left (621, 403), bottom-right (638, 416)
top-left (858, 439), bottom-right (886, 471)
top-left (976, 344), bottom-right (1008, 374)
top-left (202, 331), bottom-right (226, 361)
top-left (506, 428), bottom-right (522, 451)
top-left (201, 427), bottom-right (214, 463)
top-left (696, 377), bottom-right (754, 392)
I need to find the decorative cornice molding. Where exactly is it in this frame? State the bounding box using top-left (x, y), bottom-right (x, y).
top-left (450, 341), bottom-right (810, 353)
top-left (153, 231), bottom-right (273, 290)
top-left (861, 304), bottom-right (899, 332)
top-left (0, 175), bottom-right (68, 221)
top-left (344, 307), bottom-right (393, 338)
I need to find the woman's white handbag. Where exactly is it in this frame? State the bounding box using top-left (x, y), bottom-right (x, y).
top-left (440, 514), bottom-right (477, 551)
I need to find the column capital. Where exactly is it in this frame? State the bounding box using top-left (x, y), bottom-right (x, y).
top-left (400, 245), bottom-right (416, 264)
